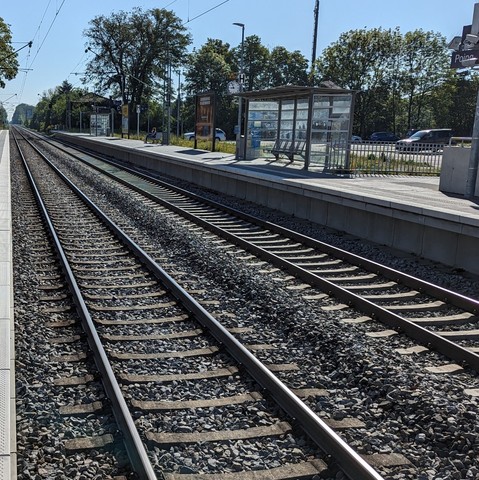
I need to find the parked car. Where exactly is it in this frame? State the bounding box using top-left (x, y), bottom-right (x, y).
top-left (369, 131), bottom-right (400, 142)
top-left (405, 128), bottom-right (420, 138)
top-left (395, 129), bottom-right (453, 152)
top-left (184, 128), bottom-right (227, 141)
top-left (351, 135), bottom-right (362, 143)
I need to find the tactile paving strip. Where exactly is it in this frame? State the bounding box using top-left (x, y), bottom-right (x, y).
top-left (0, 370), bottom-right (9, 469)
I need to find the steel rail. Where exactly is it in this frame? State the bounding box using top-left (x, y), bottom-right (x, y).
top-left (12, 132), bottom-right (158, 480)
top-left (117, 178), bottom-right (479, 373)
top-left (15, 131), bottom-right (385, 480)
top-left (27, 130), bottom-right (479, 372)
top-left (42, 132), bottom-right (479, 313)
top-left (44, 146), bottom-right (479, 372)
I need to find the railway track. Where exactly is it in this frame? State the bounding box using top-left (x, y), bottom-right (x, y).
top-left (26, 128), bottom-right (479, 374)
top-left (12, 133), bottom-right (387, 478)
top-left (12, 127), bottom-right (479, 479)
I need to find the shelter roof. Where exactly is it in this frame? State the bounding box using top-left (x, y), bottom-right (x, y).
top-left (75, 93), bottom-right (111, 104)
top-left (239, 83), bottom-right (353, 100)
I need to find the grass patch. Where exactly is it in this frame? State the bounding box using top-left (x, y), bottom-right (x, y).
top-left (171, 135), bottom-right (236, 154)
top-left (349, 153), bottom-right (440, 175)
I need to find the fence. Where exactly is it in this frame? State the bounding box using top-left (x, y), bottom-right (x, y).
top-left (330, 138), bottom-right (473, 176)
top-left (250, 137), bottom-right (473, 177)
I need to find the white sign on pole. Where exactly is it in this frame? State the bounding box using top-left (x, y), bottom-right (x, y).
top-left (472, 2), bottom-right (479, 35)
top-left (464, 2), bottom-right (479, 198)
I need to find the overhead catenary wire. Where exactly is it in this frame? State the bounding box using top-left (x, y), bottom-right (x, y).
top-left (10, 0), bottom-right (232, 112)
top-left (184, 0), bottom-right (231, 24)
top-left (28, 0), bottom-right (68, 68)
top-left (8, 0), bottom-right (68, 106)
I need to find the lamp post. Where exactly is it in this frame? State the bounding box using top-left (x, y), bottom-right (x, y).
top-left (233, 22), bottom-right (245, 160)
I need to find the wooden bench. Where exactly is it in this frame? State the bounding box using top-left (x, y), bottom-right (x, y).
top-left (270, 139), bottom-right (306, 161)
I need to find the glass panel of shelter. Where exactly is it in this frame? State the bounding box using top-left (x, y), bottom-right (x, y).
top-left (245, 93), bottom-right (353, 171)
top-left (309, 94), bottom-right (352, 169)
top-left (246, 100), bottom-right (279, 158)
top-left (295, 99), bottom-right (309, 140)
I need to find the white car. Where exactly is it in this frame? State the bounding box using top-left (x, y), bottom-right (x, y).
top-left (351, 135), bottom-right (362, 143)
top-left (184, 128), bottom-right (227, 141)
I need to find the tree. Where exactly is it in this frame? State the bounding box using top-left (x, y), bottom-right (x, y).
top-left (31, 83), bottom-right (90, 132)
top-left (239, 35), bottom-right (270, 91)
top-left (315, 28), bottom-right (399, 136)
top-left (184, 39), bottom-right (233, 96)
top-left (183, 39), bottom-right (236, 135)
top-left (11, 103), bottom-right (34, 125)
top-left (431, 71), bottom-right (479, 136)
top-left (266, 47), bottom-right (309, 87)
top-left (400, 30), bottom-right (450, 130)
top-left (83, 7), bottom-right (191, 115)
top-left (0, 103), bottom-right (7, 126)
top-left (315, 28), bottom-right (452, 137)
top-left (0, 17), bottom-right (19, 89)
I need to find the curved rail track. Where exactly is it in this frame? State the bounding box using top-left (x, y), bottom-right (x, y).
top-left (11, 134), bottom-right (390, 478)
top-left (22, 128), bottom-right (479, 375)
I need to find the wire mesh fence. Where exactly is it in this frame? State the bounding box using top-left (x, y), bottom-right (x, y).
top-left (335, 139), bottom-right (472, 176)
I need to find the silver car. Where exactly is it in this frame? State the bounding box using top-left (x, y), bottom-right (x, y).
top-left (184, 128), bottom-right (227, 141)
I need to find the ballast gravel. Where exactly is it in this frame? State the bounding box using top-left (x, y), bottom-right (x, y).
top-left (13, 142), bottom-right (479, 480)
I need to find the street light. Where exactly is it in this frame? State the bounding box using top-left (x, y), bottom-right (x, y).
top-left (233, 22), bottom-right (245, 160)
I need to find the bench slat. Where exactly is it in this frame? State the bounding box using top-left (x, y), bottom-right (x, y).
top-left (270, 139), bottom-right (305, 160)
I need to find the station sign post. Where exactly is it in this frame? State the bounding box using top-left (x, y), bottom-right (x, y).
top-left (450, 3), bottom-right (479, 197)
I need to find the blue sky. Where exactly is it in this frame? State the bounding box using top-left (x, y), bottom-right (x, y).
top-left (1, 0), bottom-right (476, 119)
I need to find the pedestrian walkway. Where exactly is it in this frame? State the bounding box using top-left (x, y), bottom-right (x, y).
top-left (53, 132), bottom-right (479, 275)
top-left (1, 129), bottom-right (479, 478)
top-left (70, 133), bottom-right (479, 223)
top-left (0, 129), bottom-right (14, 479)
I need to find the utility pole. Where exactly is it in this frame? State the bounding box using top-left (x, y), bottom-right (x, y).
top-left (464, 3), bottom-right (479, 198)
top-left (176, 70), bottom-right (181, 137)
top-left (233, 22), bottom-right (245, 160)
top-left (310, 0), bottom-right (320, 85)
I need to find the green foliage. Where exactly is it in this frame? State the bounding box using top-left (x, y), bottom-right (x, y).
top-left (315, 28), bottom-right (453, 137)
top-left (30, 10), bottom-right (476, 143)
top-left (0, 17), bottom-right (18, 89)
top-left (31, 83), bottom-right (92, 131)
top-left (349, 152), bottom-right (440, 175)
top-left (183, 35), bottom-right (309, 136)
top-left (11, 103), bottom-right (34, 125)
top-left (430, 71), bottom-right (479, 136)
top-left (267, 47), bottom-right (309, 87)
top-left (83, 7), bottom-right (190, 111)
top-left (0, 103), bottom-right (7, 125)
top-left (185, 39), bottom-right (233, 95)
top-left (172, 135), bottom-right (235, 154)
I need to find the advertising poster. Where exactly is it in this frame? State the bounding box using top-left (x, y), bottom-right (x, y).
top-left (195, 93), bottom-right (215, 140)
top-left (122, 104), bottom-right (129, 135)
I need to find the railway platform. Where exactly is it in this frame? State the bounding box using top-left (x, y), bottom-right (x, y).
top-left (54, 131), bottom-right (479, 276)
top-left (0, 129), bottom-right (14, 479)
top-left (2, 129), bottom-right (479, 478)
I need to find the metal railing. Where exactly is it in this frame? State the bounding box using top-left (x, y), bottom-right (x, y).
top-left (450, 136), bottom-right (472, 147)
top-left (257, 137), bottom-right (472, 177)
top-left (336, 139), bottom-right (472, 176)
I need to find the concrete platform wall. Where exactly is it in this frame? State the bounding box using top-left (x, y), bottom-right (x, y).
top-left (439, 146), bottom-right (470, 196)
top-left (0, 130), bottom-right (15, 480)
top-left (56, 133), bottom-right (479, 275)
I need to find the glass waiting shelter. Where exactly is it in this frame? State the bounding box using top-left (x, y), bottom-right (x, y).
top-left (239, 84), bottom-right (355, 171)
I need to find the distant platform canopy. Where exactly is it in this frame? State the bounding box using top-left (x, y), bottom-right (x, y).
top-left (238, 83), bottom-right (356, 171)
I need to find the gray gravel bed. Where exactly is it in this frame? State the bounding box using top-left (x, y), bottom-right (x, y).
top-left (125, 376), bottom-right (260, 402)
top-left (148, 168), bottom-right (479, 299)
top-left (106, 336), bottom-right (216, 353)
top-left (12, 148), bottom-right (138, 479)
top-left (31, 142), bottom-right (479, 479)
top-left (109, 355), bottom-right (235, 375)
top-left (97, 319), bottom-right (200, 335)
top-left (149, 436), bottom-right (322, 476)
